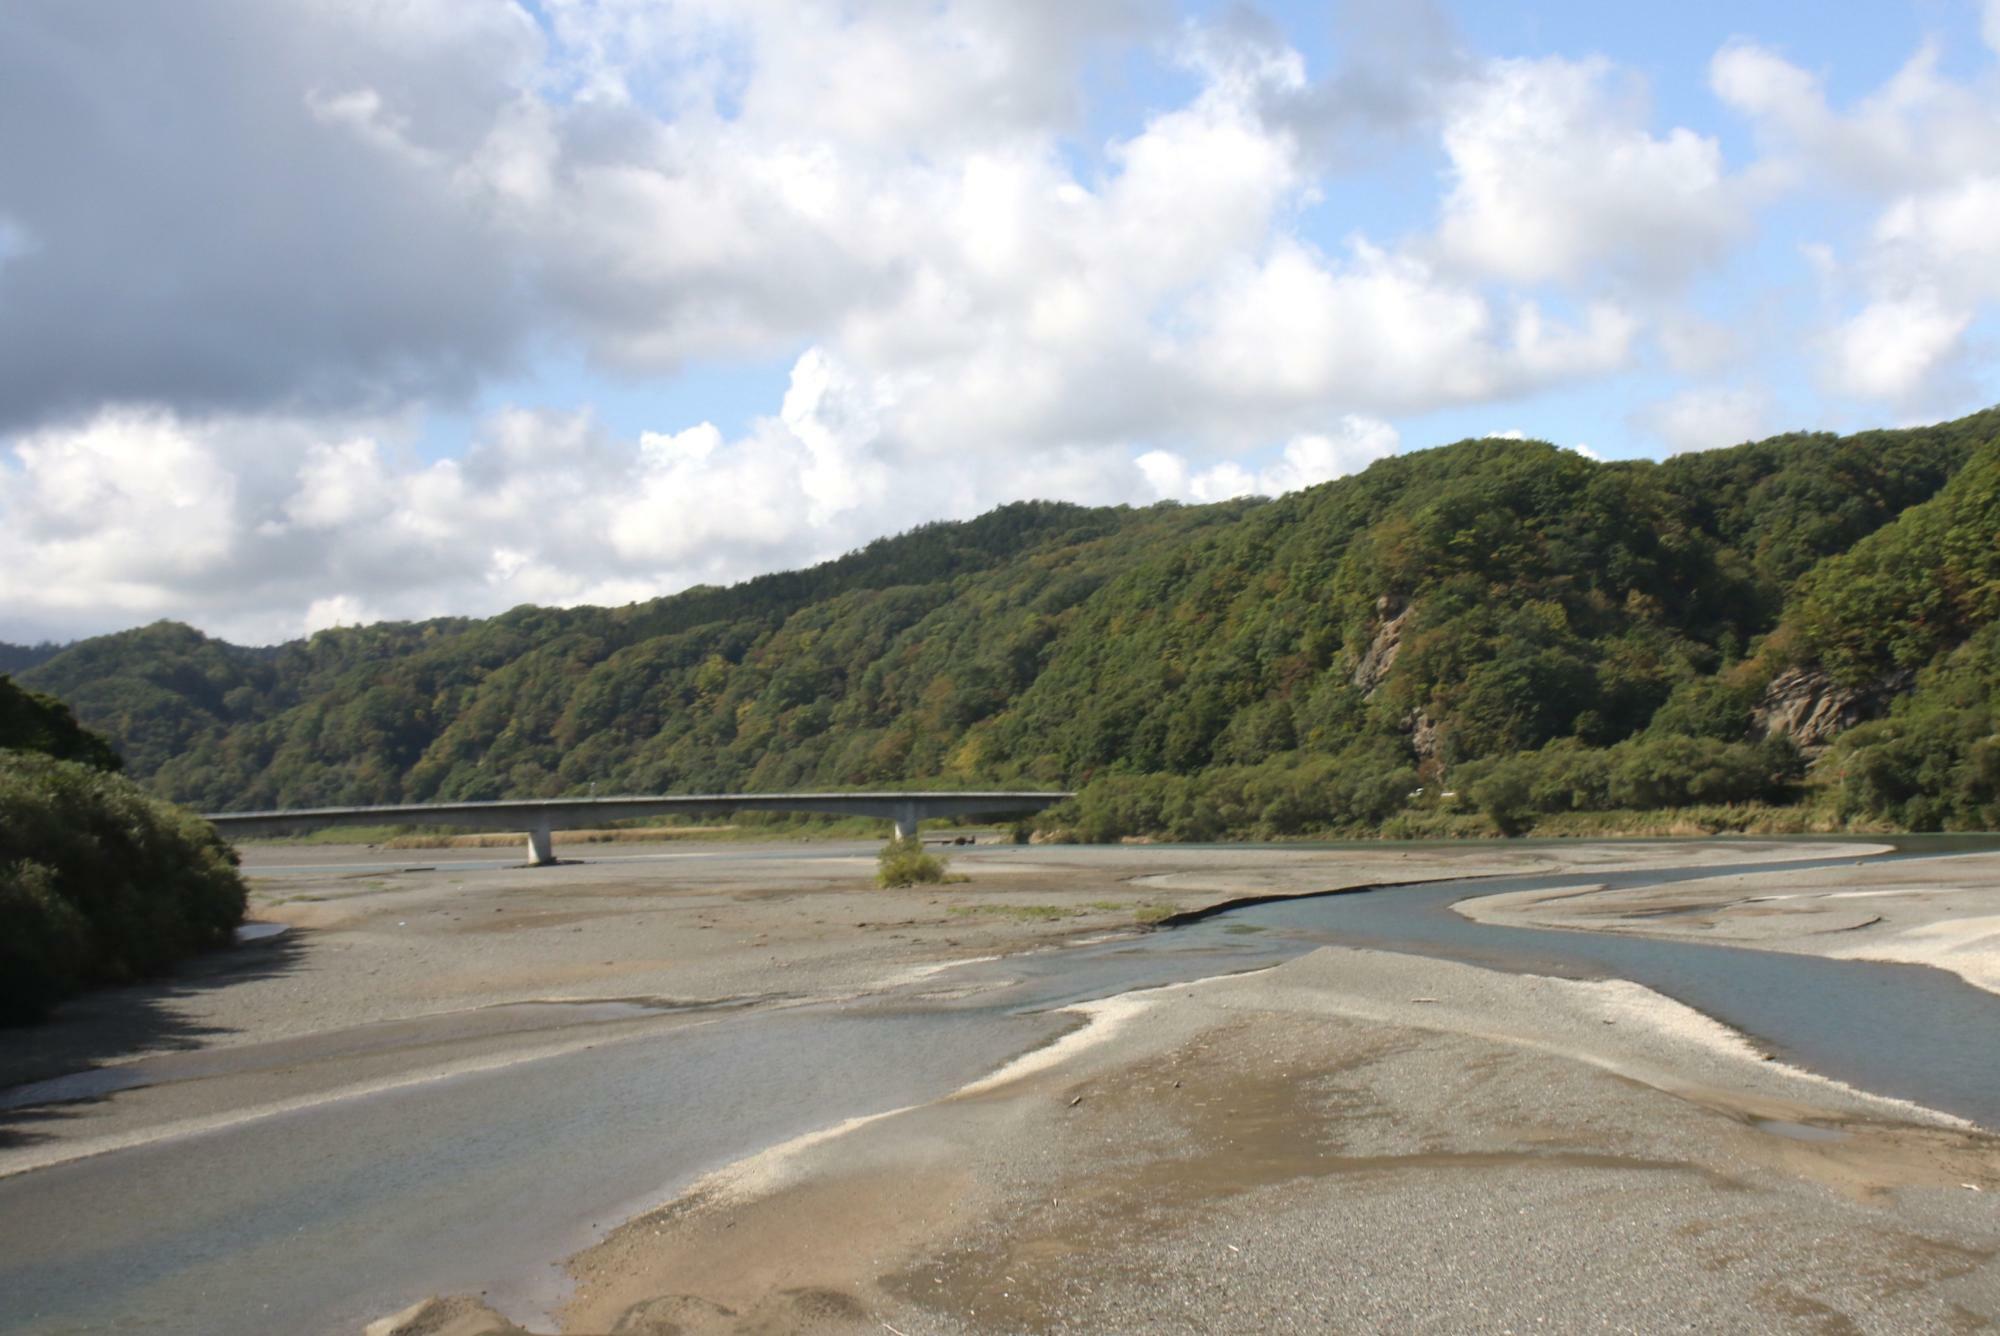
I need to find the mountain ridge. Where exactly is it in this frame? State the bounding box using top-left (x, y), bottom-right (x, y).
top-left (21, 407), bottom-right (2000, 833)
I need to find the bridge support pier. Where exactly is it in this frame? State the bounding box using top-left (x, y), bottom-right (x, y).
top-left (525, 822), bottom-right (556, 867)
top-left (892, 801), bottom-right (921, 843)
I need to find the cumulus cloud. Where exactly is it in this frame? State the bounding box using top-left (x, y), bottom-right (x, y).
top-left (15, 2), bottom-right (1998, 642)
top-left (1438, 56), bottom-right (1748, 288)
top-left (1819, 295), bottom-right (1973, 402)
top-left (1711, 39), bottom-right (2000, 195)
top-left (1136, 418), bottom-right (1399, 503)
top-left (1714, 36), bottom-right (2000, 405)
top-left (0, 355), bottom-right (1158, 643)
top-left (1635, 386), bottom-right (1774, 454)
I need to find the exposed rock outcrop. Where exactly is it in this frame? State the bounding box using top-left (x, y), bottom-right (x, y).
top-left (1405, 709), bottom-right (1442, 763)
top-left (1752, 666), bottom-right (1913, 751)
top-left (1352, 596), bottom-right (1411, 698)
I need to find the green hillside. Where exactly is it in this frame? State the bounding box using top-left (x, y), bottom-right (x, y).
top-left (21, 407), bottom-right (2000, 836)
top-left (0, 642), bottom-right (65, 675)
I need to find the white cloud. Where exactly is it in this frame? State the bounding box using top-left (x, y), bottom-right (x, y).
top-left (1874, 175), bottom-right (2000, 297)
top-left (303, 594), bottom-right (385, 636)
top-left (1820, 294), bottom-right (1972, 402)
top-left (1712, 40), bottom-right (2000, 195)
top-left (28, 3), bottom-right (2000, 641)
top-left (1138, 418), bottom-right (1399, 503)
top-left (1438, 56), bottom-right (1747, 287)
top-left (1185, 241), bottom-right (1635, 421)
top-left (1636, 386), bottom-right (1773, 454)
top-left (1715, 36), bottom-right (2000, 406)
top-left (0, 353), bottom-right (1167, 642)
top-left (4, 410), bottom-right (240, 586)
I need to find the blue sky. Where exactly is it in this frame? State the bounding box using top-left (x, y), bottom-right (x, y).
top-left (443, 0), bottom-right (2000, 463)
top-left (3, 0), bottom-right (1998, 642)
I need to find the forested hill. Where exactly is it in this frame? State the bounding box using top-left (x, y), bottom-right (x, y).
top-left (0, 642), bottom-right (66, 675)
top-left (22, 407), bottom-right (2000, 834)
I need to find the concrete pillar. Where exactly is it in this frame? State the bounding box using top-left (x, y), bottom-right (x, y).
top-left (525, 822), bottom-right (556, 866)
top-left (892, 801), bottom-right (921, 843)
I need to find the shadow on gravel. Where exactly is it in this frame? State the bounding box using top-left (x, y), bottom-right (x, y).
top-left (0, 932), bottom-right (308, 1148)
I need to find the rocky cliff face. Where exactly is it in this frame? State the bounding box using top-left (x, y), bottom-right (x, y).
top-left (1351, 597), bottom-right (1411, 698)
top-left (1405, 709), bottom-right (1442, 764)
top-left (1752, 666), bottom-right (1912, 750)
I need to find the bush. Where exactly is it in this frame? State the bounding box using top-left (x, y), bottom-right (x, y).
top-left (1451, 731), bottom-right (1802, 835)
top-left (1468, 757), bottom-right (1538, 837)
top-left (0, 860), bottom-right (90, 1023)
top-left (0, 750), bottom-right (247, 1022)
top-left (876, 835), bottom-right (950, 887)
top-left (0, 676), bottom-right (122, 771)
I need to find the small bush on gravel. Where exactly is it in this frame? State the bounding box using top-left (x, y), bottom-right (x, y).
top-left (876, 835), bottom-right (949, 888)
top-left (0, 750), bottom-right (246, 1023)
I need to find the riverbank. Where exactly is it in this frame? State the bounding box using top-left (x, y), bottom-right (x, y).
top-left (1459, 848), bottom-right (2000, 996)
top-left (406, 943), bottom-right (2000, 1335)
top-left (19, 838), bottom-right (1679, 1186)
top-left (4, 837), bottom-right (1994, 1333)
top-left (367, 840), bottom-right (1994, 1336)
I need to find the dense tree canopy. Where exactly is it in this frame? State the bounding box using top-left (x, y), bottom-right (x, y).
top-left (22, 408), bottom-right (2000, 835)
top-left (0, 675), bottom-right (122, 771)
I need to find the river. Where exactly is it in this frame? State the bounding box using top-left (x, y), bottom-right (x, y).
top-left (0, 838), bottom-right (1995, 1334)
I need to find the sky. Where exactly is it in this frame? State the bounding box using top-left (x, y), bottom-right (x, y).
top-left (2, 1), bottom-right (1998, 646)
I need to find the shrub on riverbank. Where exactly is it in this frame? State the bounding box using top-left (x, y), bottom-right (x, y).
top-left (877, 835), bottom-right (950, 887)
top-left (1033, 735), bottom-right (1815, 844)
top-left (0, 751), bottom-right (246, 1023)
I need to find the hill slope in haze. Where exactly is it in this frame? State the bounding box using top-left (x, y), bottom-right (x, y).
top-left (22, 407), bottom-right (2000, 835)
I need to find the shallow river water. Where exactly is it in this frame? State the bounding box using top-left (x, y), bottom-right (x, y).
top-left (0, 838), bottom-right (1995, 1335)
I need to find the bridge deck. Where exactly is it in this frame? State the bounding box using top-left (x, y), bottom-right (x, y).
top-left (203, 791), bottom-right (1074, 864)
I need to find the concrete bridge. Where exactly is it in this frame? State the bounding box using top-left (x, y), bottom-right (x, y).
top-left (203, 790), bottom-right (1075, 865)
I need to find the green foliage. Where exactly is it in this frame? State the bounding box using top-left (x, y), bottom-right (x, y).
top-left (0, 641), bottom-right (66, 675)
top-left (1455, 734), bottom-right (1803, 836)
top-left (1049, 742), bottom-right (1420, 842)
top-left (1468, 760), bottom-right (1538, 837)
top-left (0, 859), bottom-right (91, 1023)
top-left (17, 409), bottom-right (2000, 840)
top-left (1790, 434), bottom-right (2000, 682)
top-left (1644, 674), bottom-right (1763, 742)
top-left (876, 836), bottom-right (950, 887)
top-left (0, 752), bottom-right (247, 1021)
top-left (0, 675), bottom-right (122, 770)
top-left (1817, 624), bottom-right (2000, 831)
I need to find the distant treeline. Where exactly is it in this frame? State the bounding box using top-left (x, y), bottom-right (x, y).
top-left (0, 641), bottom-right (66, 676)
top-left (18, 406), bottom-right (2000, 840)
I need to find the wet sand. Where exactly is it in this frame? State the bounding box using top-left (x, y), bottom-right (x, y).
top-left (556, 948), bottom-right (2000, 1335)
top-left (1460, 848), bottom-right (2000, 995)
top-left (0, 836), bottom-right (1572, 1151)
top-left (4, 836), bottom-right (1996, 1333)
top-left (0, 835), bottom-right (1852, 1172)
